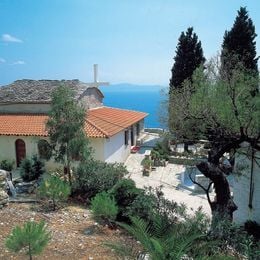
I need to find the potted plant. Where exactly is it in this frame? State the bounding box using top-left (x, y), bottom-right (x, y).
top-left (143, 158), bottom-right (152, 176)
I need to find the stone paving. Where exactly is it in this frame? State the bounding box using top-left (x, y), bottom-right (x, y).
top-left (125, 133), bottom-right (212, 216)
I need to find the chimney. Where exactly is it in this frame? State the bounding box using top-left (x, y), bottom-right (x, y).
top-left (94, 64), bottom-right (98, 83)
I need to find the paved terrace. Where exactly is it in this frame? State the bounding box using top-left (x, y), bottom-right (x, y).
top-left (125, 132), bottom-right (212, 216)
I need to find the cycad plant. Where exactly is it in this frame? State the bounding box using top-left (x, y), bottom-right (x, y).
top-left (119, 214), bottom-right (204, 260)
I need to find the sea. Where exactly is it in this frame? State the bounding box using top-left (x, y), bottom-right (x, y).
top-left (100, 84), bottom-right (168, 128)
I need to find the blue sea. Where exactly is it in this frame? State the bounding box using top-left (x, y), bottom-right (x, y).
top-left (100, 84), bottom-right (168, 128)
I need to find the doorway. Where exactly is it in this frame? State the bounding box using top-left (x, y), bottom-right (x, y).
top-left (15, 139), bottom-right (26, 167)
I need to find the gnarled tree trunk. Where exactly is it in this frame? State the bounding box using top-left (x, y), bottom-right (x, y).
top-left (196, 161), bottom-right (237, 220)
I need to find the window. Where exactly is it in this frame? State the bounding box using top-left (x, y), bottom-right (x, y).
top-left (124, 130), bottom-right (129, 145)
top-left (136, 123), bottom-right (140, 136)
top-left (38, 139), bottom-right (52, 160)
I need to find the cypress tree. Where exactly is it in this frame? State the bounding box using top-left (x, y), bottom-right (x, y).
top-left (169, 27), bottom-right (205, 93)
top-left (221, 7), bottom-right (258, 78)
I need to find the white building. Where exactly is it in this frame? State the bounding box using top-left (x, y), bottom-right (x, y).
top-left (233, 143), bottom-right (260, 224)
top-left (0, 79), bottom-right (147, 169)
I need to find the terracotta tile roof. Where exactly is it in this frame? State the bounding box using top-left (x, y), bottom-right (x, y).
top-left (87, 107), bottom-right (148, 137)
top-left (0, 114), bottom-right (49, 136)
top-left (0, 107), bottom-right (147, 138)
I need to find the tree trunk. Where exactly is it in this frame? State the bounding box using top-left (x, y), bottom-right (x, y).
top-left (196, 161), bottom-right (237, 220)
top-left (67, 163), bottom-right (71, 186)
top-left (29, 243), bottom-right (32, 260)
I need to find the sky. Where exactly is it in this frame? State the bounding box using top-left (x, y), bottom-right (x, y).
top-left (0, 0), bottom-right (260, 86)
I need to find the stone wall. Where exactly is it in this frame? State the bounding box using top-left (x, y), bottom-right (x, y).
top-left (78, 87), bottom-right (103, 109)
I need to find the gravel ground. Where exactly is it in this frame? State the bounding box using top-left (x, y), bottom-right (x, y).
top-left (0, 203), bottom-right (137, 260)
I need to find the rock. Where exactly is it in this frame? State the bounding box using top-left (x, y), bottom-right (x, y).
top-left (15, 180), bottom-right (37, 194)
top-left (0, 170), bottom-right (8, 183)
top-left (0, 190), bottom-right (9, 208)
top-left (0, 190), bottom-right (8, 200)
top-left (0, 181), bottom-right (6, 189)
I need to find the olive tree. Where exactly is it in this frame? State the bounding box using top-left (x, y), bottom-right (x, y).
top-left (169, 59), bottom-right (260, 220)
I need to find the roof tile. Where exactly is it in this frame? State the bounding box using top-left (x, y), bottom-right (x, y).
top-left (0, 107), bottom-right (148, 138)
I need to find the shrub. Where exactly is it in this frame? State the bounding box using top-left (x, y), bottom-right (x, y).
top-left (109, 179), bottom-right (141, 221)
top-left (244, 220), bottom-right (260, 240)
top-left (126, 186), bottom-right (186, 224)
top-left (0, 159), bottom-right (14, 172)
top-left (210, 217), bottom-right (258, 259)
top-left (126, 190), bottom-right (155, 221)
top-left (37, 175), bottom-right (71, 210)
top-left (20, 156), bottom-right (45, 182)
top-left (91, 192), bottom-right (118, 226)
top-left (20, 158), bottom-right (33, 181)
top-left (73, 160), bottom-right (127, 199)
top-left (5, 220), bottom-right (51, 260)
top-left (142, 158), bottom-right (152, 169)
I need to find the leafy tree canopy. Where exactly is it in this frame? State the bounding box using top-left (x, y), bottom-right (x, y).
top-left (46, 85), bottom-right (92, 184)
top-left (169, 58), bottom-right (260, 218)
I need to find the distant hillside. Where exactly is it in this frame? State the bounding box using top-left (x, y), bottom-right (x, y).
top-left (100, 83), bottom-right (167, 93)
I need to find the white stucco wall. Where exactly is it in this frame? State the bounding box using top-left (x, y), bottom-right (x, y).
top-left (89, 138), bottom-right (105, 161)
top-left (104, 131), bottom-right (131, 163)
top-left (0, 119), bottom-right (145, 170)
top-left (233, 145), bottom-right (260, 224)
top-left (0, 103), bottom-right (50, 113)
top-left (0, 135), bottom-right (39, 163)
top-left (0, 135), bottom-right (62, 171)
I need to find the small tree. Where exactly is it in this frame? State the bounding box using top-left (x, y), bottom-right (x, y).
top-left (31, 155), bottom-right (45, 179)
top-left (46, 85), bottom-right (91, 185)
top-left (20, 156), bottom-right (45, 182)
top-left (91, 191), bottom-right (118, 226)
top-left (5, 220), bottom-right (51, 260)
top-left (20, 158), bottom-right (33, 182)
top-left (37, 175), bottom-right (71, 210)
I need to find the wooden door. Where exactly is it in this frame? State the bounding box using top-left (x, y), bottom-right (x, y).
top-left (15, 139), bottom-right (26, 167)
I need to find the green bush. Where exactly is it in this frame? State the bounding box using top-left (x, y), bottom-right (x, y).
top-left (126, 191), bottom-right (156, 221)
top-left (0, 159), bottom-right (14, 171)
top-left (109, 179), bottom-right (141, 221)
top-left (20, 158), bottom-right (33, 181)
top-left (20, 156), bottom-right (45, 182)
top-left (91, 192), bottom-right (118, 226)
top-left (73, 160), bottom-right (127, 199)
top-left (129, 186), bottom-right (187, 225)
top-left (5, 220), bottom-right (51, 260)
top-left (37, 175), bottom-right (71, 210)
top-left (31, 155), bottom-right (45, 179)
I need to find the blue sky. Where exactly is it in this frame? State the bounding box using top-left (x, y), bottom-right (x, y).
top-left (0, 0), bottom-right (259, 86)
